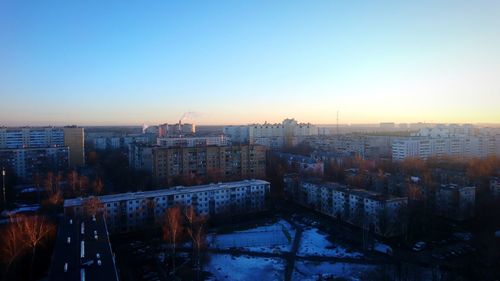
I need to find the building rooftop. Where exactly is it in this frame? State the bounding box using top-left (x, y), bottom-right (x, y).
top-left (298, 178), bottom-right (406, 201)
top-left (64, 179), bottom-right (270, 207)
top-left (48, 215), bottom-right (119, 281)
top-left (439, 184), bottom-right (476, 191)
top-left (275, 152), bottom-right (319, 164)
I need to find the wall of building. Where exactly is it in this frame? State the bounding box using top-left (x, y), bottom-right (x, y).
top-left (283, 176), bottom-right (408, 237)
top-left (64, 180), bottom-right (270, 233)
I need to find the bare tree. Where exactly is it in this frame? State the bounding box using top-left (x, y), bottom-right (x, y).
top-left (92, 178), bottom-right (104, 195)
top-left (12, 215), bottom-right (55, 280)
top-left (162, 206), bottom-right (184, 274)
top-left (0, 216), bottom-right (27, 272)
top-left (184, 206), bottom-right (207, 280)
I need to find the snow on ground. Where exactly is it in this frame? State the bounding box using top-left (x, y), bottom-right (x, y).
top-left (209, 219), bottom-right (296, 253)
top-left (292, 261), bottom-right (377, 281)
top-left (204, 254), bottom-right (285, 281)
top-left (297, 227), bottom-right (363, 258)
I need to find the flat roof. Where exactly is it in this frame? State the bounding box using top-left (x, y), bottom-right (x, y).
top-left (64, 179), bottom-right (270, 207)
top-left (300, 179), bottom-right (406, 201)
top-left (439, 184), bottom-right (476, 190)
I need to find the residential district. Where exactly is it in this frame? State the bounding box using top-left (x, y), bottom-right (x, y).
top-left (1, 119), bottom-right (499, 281)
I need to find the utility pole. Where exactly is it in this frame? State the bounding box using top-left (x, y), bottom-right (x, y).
top-left (2, 167), bottom-right (5, 206)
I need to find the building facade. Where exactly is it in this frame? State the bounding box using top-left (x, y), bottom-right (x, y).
top-left (63, 126), bottom-right (85, 167)
top-left (152, 145), bottom-right (267, 185)
top-left (0, 147), bottom-right (69, 181)
top-left (283, 175), bottom-right (408, 237)
top-left (435, 184), bottom-right (476, 221)
top-left (156, 135), bottom-right (229, 148)
top-left (64, 179), bottom-right (270, 233)
top-left (129, 144), bottom-right (267, 185)
top-left (0, 126), bottom-right (85, 167)
top-left (392, 125), bottom-right (499, 160)
top-left (223, 119), bottom-right (318, 149)
top-left (274, 152), bottom-right (324, 176)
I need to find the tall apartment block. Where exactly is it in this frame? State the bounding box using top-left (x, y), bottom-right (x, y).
top-left (129, 144), bottom-right (267, 186)
top-left (0, 126), bottom-right (85, 181)
top-left (0, 147), bottom-right (69, 181)
top-left (63, 126), bottom-right (85, 167)
top-left (64, 179), bottom-right (270, 233)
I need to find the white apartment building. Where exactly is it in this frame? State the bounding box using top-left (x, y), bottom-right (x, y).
top-left (283, 177), bottom-right (407, 237)
top-left (223, 119), bottom-right (318, 149)
top-left (64, 179), bottom-right (270, 233)
top-left (435, 184), bottom-right (476, 221)
top-left (392, 139), bottom-right (420, 160)
top-left (0, 127), bottom-right (64, 148)
top-left (392, 135), bottom-right (499, 160)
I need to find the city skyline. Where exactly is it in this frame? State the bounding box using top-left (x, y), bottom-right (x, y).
top-left (1, 0), bottom-right (499, 126)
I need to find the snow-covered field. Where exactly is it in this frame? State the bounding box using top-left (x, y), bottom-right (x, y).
top-left (209, 219), bottom-right (296, 253)
top-left (292, 261), bottom-right (377, 281)
top-left (297, 227), bottom-right (363, 258)
top-left (204, 254), bottom-right (285, 281)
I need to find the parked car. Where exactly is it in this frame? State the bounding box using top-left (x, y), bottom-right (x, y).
top-left (412, 241), bottom-right (426, 251)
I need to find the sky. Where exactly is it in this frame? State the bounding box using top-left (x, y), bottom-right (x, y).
top-left (1, 0), bottom-right (499, 126)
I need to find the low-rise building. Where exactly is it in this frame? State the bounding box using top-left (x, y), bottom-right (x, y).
top-left (283, 175), bottom-right (407, 237)
top-left (275, 152), bottom-right (324, 176)
top-left (64, 179), bottom-right (270, 233)
top-left (435, 184), bottom-right (476, 221)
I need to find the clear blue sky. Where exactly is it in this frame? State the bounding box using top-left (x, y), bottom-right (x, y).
top-left (1, 0), bottom-right (499, 125)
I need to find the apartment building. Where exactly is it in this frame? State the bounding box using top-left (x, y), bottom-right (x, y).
top-left (152, 145), bottom-right (266, 185)
top-left (93, 134), bottom-right (151, 150)
top-left (0, 127), bottom-right (64, 148)
top-left (274, 152), bottom-right (324, 176)
top-left (64, 179), bottom-right (270, 233)
top-left (223, 118), bottom-right (318, 149)
top-left (435, 184), bottom-right (476, 221)
top-left (392, 125), bottom-right (499, 160)
top-left (283, 175), bottom-right (408, 237)
top-left (129, 144), bottom-right (266, 185)
top-left (0, 147), bottom-right (69, 181)
top-left (0, 126), bottom-right (84, 167)
top-left (63, 126), bottom-right (85, 166)
top-left (157, 135), bottom-right (229, 148)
